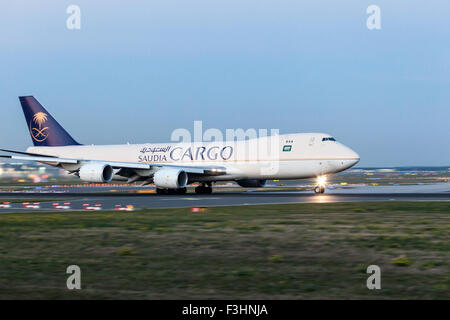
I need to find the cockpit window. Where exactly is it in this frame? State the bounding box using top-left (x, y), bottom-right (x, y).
top-left (322, 137), bottom-right (336, 142)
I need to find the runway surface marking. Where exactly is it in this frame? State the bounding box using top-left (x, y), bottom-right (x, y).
top-left (0, 191), bottom-right (449, 212)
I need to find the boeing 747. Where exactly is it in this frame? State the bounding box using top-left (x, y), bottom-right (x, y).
top-left (0, 96), bottom-right (360, 194)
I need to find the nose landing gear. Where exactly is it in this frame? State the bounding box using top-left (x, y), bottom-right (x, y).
top-left (314, 185), bottom-right (325, 194)
top-left (314, 176), bottom-right (327, 194)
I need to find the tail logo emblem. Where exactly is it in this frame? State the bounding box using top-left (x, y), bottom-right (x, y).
top-left (30, 112), bottom-right (49, 142)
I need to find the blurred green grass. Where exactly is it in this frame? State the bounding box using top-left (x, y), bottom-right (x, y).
top-left (0, 201), bottom-right (448, 299)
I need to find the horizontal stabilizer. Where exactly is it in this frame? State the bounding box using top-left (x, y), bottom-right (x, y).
top-left (0, 154), bottom-right (78, 164)
top-left (0, 148), bottom-right (55, 158)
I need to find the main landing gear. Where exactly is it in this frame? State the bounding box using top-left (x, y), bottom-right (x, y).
top-left (156, 187), bottom-right (187, 195)
top-left (314, 176), bottom-right (327, 194)
top-left (155, 183), bottom-right (213, 195)
top-left (195, 183), bottom-right (212, 195)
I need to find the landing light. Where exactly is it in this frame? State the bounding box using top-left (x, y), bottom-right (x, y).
top-left (317, 176), bottom-right (327, 186)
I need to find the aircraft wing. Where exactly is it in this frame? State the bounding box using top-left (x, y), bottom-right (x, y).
top-left (0, 152), bottom-right (227, 175)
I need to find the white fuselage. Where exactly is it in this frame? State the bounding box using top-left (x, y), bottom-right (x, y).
top-left (27, 133), bottom-right (359, 182)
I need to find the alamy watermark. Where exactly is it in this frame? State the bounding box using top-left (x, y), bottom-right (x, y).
top-left (66, 5), bottom-right (81, 30)
top-left (66, 265), bottom-right (81, 290)
top-left (366, 5), bottom-right (381, 30)
top-left (65, 5), bottom-right (381, 31)
top-left (170, 121), bottom-right (281, 175)
top-left (366, 265), bottom-right (381, 290)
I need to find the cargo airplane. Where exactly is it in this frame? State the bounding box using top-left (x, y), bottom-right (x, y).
top-left (0, 96), bottom-right (360, 194)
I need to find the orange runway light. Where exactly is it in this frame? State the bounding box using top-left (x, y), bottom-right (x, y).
top-left (190, 207), bottom-right (208, 213)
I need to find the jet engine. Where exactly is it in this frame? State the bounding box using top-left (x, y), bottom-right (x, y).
top-left (236, 179), bottom-right (267, 188)
top-left (79, 163), bottom-right (114, 183)
top-left (153, 168), bottom-right (188, 189)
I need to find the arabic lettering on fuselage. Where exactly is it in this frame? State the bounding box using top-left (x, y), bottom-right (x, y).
top-left (138, 145), bottom-right (233, 162)
top-left (139, 146), bottom-right (171, 154)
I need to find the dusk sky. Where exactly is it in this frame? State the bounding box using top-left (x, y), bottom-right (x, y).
top-left (1, 1), bottom-right (449, 166)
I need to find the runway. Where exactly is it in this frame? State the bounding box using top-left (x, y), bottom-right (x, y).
top-left (0, 190), bottom-right (448, 212)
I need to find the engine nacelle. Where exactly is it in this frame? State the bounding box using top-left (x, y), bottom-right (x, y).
top-left (79, 163), bottom-right (114, 183)
top-left (153, 168), bottom-right (188, 189)
top-left (236, 179), bottom-right (267, 188)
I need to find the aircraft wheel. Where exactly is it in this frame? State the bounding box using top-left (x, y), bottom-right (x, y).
top-left (314, 186), bottom-right (325, 194)
top-left (195, 186), bottom-right (213, 194)
top-left (195, 186), bottom-right (204, 194)
top-left (176, 187), bottom-right (187, 195)
top-left (156, 188), bottom-right (167, 195)
top-left (167, 189), bottom-right (174, 195)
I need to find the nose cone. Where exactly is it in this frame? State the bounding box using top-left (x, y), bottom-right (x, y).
top-left (344, 147), bottom-right (360, 169)
top-left (335, 143), bottom-right (359, 170)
